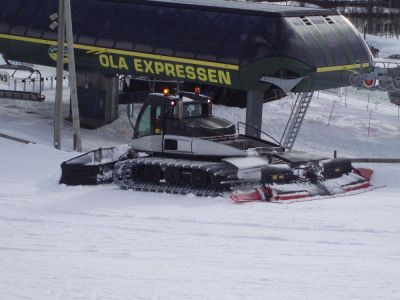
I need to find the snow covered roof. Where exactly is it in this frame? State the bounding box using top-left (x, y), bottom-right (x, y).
top-left (110, 0), bottom-right (337, 16)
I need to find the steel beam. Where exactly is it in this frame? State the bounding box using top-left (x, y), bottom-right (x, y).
top-left (65, 0), bottom-right (82, 151)
top-left (54, 0), bottom-right (65, 150)
top-left (245, 90), bottom-right (264, 138)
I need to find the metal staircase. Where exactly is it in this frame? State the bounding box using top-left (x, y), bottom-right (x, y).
top-left (281, 91), bottom-right (314, 151)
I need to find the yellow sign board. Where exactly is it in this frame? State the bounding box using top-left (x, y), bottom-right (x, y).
top-left (97, 54), bottom-right (233, 86)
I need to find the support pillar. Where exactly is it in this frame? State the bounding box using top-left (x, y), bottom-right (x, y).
top-left (245, 90), bottom-right (264, 138)
top-left (75, 72), bottom-right (119, 128)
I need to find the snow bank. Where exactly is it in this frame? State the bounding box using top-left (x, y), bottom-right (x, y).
top-left (365, 34), bottom-right (400, 58)
top-left (0, 138), bottom-right (399, 300)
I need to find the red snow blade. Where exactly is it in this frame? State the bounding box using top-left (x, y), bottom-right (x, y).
top-left (230, 168), bottom-right (375, 204)
top-left (230, 188), bottom-right (311, 203)
top-left (230, 189), bottom-right (267, 203)
top-left (354, 168), bottom-right (374, 182)
top-left (275, 191), bottom-right (310, 201)
top-left (342, 181), bottom-right (371, 192)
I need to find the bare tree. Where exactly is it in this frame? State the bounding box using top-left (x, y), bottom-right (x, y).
top-left (391, 0), bottom-right (400, 38)
top-left (252, 0), bottom-right (399, 38)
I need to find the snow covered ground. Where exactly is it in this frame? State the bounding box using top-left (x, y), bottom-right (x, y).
top-left (366, 34), bottom-right (400, 58)
top-left (1, 38), bottom-right (400, 299)
top-left (1, 88), bottom-right (400, 300)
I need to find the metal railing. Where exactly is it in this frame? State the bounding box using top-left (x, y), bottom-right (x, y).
top-left (9, 75), bottom-right (69, 93)
top-left (236, 121), bottom-right (283, 147)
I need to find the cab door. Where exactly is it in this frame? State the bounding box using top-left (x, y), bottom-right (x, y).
top-left (153, 103), bottom-right (164, 135)
top-left (132, 100), bottom-right (164, 152)
top-left (134, 103), bottom-right (152, 139)
top-left (134, 100), bottom-right (165, 137)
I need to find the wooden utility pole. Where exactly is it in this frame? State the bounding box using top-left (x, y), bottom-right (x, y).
top-left (54, 0), bottom-right (65, 150)
top-left (54, 0), bottom-right (82, 151)
top-left (64, 0), bottom-right (82, 152)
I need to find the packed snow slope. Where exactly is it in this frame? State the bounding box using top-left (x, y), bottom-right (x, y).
top-left (1, 89), bottom-right (400, 300)
top-left (1, 35), bottom-right (400, 300)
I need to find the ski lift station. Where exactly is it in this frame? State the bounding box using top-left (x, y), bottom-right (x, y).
top-left (0, 0), bottom-right (373, 133)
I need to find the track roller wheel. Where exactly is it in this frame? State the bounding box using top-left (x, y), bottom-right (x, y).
top-left (132, 165), bottom-right (144, 181)
top-left (378, 80), bottom-right (392, 90)
top-left (191, 170), bottom-right (209, 188)
top-left (165, 167), bottom-right (182, 185)
top-left (210, 175), bottom-right (225, 191)
top-left (133, 165), bottom-right (162, 183)
top-left (146, 165), bottom-right (163, 183)
top-left (393, 77), bottom-right (400, 91)
top-left (363, 79), bottom-right (375, 88)
top-left (349, 73), bottom-right (362, 87)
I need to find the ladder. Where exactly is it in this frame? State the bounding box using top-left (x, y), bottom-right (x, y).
top-left (281, 91), bottom-right (314, 151)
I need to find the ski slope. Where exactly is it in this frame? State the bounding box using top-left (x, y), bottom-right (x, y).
top-left (1, 38), bottom-right (400, 299)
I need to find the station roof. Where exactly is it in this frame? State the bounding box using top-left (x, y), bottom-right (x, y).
top-left (107, 0), bottom-right (337, 17)
top-left (0, 0), bottom-right (366, 70)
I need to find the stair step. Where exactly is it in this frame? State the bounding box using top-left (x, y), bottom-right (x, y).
top-left (282, 92), bottom-right (314, 151)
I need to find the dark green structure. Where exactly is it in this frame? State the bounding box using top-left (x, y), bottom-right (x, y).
top-left (0, 0), bottom-right (373, 128)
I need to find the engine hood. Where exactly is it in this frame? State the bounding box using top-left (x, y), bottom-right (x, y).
top-left (183, 116), bottom-right (236, 137)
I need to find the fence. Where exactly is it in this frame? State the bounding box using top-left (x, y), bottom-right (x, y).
top-left (315, 86), bottom-right (400, 138)
top-left (318, 87), bottom-right (396, 110)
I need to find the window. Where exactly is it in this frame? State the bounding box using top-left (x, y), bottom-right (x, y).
top-left (331, 15), bottom-right (370, 63)
top-left (183, 103), bottom-right (203, 118)
top-left (154, 105), bottom-right (163, 134)
top-left (288, 18), bottom-right (328, 67)
top-left (308, 16), bottom-right (350, 66)
top-left (1, 0), bottom-right (24, 24)
top-left (29, 0), bottom-right (56, 34)
top-left (15, 1), bottom-right (42, 25)
top-left (137, 105), bottom-right (151, 137)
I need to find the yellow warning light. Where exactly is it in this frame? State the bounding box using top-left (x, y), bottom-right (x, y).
top-left (163, 88), bottom-right (170, 96)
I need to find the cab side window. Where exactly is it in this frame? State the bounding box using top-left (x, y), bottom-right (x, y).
top-left (137, 104), bottom-right (151, 137)
top-left (154, 105), bottom-right (163, 134)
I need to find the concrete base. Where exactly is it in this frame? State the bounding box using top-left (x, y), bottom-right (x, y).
top-left (74, 73), bottom-right (119, 128)
top-left (245, 90), bottom-right (264, 138)
top-left (388, 91), bottom-right (400, 106)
